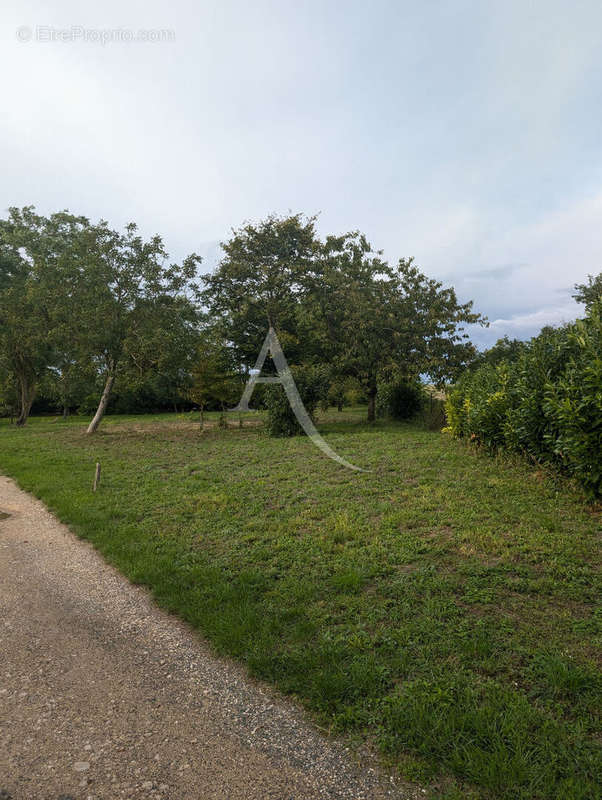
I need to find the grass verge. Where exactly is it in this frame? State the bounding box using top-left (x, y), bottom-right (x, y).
top-left (0, 410), bottom-right (600, 799)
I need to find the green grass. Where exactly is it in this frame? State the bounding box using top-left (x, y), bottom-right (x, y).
top-left (0, 410), bottom-right (600, 799)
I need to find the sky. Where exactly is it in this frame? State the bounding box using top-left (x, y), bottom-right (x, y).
top-left (1, 0), bottom-right (602, 348)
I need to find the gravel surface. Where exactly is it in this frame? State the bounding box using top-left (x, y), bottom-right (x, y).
top-left (0, 475), bottom-right (419, 800)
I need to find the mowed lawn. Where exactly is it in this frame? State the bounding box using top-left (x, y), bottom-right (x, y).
top-left (0, 411), bottom-right (600, 800)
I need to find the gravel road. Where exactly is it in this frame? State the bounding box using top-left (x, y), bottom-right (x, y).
top-left (0, 475), bottom-right (418, 800)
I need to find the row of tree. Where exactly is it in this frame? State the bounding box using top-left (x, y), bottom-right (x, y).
top-left (0, 207), bottom-right (488, 431)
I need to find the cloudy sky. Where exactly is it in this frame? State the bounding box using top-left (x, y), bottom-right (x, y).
top-left (2, 0), bottom-right (602, 347)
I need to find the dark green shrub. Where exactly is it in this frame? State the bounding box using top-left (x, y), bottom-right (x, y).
top-left (445, 365), bottom-right (513, 449)
top-left (542, 306), bottom-right (602, 500)
top-left (79, 391), bottom-right (103, 416)
top-left (264, 364), bottom-right (329, 437)
top-left (503, 326), bottom-right (572, 457)
top-left (466, 364), bottom-right (513, 451)
top-left (445, 303), bottom-right (602, 500)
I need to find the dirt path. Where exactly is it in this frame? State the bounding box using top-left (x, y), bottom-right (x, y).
top-left (0, 475), bottom-right (414, 800)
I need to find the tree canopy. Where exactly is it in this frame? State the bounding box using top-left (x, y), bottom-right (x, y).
top-left (203, 219), bottom-right (488, 421)
top-left (0, 206), bottom-right (201, 430)
top-left (2, 207), bottom-right (493, 428)
top-left (573, 272), bottom-right (602, 311)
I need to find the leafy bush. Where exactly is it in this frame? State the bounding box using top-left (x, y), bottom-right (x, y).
top-left (466, 364), bottom-right (513, 451)
top-left (445, 365), bottom-right (512, 450)
top-left (443, 385), bottom-right (467, 437)
top-left (502, 326), bottom-right (573, 456)
top-left (264, 364), bottom-right (329, 437)
top-left (377, 380), bottom-right (423, 420)
top-left (445, 303), bottom-right (602, 500)
top-left (542, 308), bottom-right (602, 499)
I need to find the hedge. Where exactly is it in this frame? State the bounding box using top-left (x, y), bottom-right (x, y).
top-left (445, 303), bottom-right (602, 500)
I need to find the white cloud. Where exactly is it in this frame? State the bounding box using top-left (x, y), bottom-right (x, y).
top-left (467, 300), bottom-right (585, 350)
top-left (1, 0), bottom-right (601, 347)
top-left (490, 303), bottom-right (581, 333)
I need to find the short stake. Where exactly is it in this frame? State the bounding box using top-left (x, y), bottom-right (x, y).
top-left (93, 462), bottom-right (101, 492)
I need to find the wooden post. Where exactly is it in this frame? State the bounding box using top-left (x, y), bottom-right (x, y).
top-left (93, 462), bottom-right (101, 492)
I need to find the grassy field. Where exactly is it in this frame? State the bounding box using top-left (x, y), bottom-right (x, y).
top-left (0, 410), bottom-right (600, 799)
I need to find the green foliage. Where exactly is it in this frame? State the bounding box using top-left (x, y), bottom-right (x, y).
top-left (79, 391), bottom-right (105, 416)
top-left (0, 372), bottom-right (18, 419)
top-left (377, 379), bottom-right (423, 420)
top-left (1, 205), bottom-right (489, 428)
top-left (68, 220), bottom-right (201, 431)
top-left (201, 213), bottom-right (319, 368)
top-left (542, 308), bottom-right (602, 499)
top-left (0, 207), bottom-right (88, 424)
top-left (444, 384), bottom-right (467, 438)
top-left (108, 374), bottom-right (188, 415)
top-left (573, 271), bottom-right (602, 312)
top-left (322, 379), bottom-right (345, 413)
top-left (502, 326), bottom-right (574, 456)
top-left (204, 218), bottom-right (487, 423)
top-left (310, 249), bottom-right (487, 421)
top-left (471, 335), bottom-right (527, 370)
top-left (445, 304), bottom-right (602, 499)
top-left (466, 364), bottom-right (512, 451)
top-left (188, 330), bottom-right (243, 414)
top-left (0, 206), bottom-right (201, 429)
top-left (264, 364), bottom-right (329, 436)
top-left (393, 259), bottom-right (487, 387)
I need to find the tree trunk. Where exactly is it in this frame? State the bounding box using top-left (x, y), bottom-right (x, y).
top-left (15, 376), bottom-right (36, 427)
top-left (367, 385), bottom-right (377, 423)
top-left (86, 373), bottom-right (115, 435)
top-left (199, 404), bottom-right (204, 431)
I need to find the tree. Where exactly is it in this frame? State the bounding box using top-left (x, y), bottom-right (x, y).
top-left (0, 207), bottom-right (201, 428)
top-left (202, 214), bottom-right (320, 369)
top-left (67, 221), bottom-right (201, 434)
top-left (188, 330), bottom-right (242, 429)
top-left (306, 232), bottom-right (397, 421)
top-left (203, 217), bottom-right (486, 424)
top-left (0, 240), bottom-right (43, 425)
top-left (309, 239), bottom-right (487, 421)
top-left (391, 258), bottom-right (487, 387)
top-left (573, 272), bottom-right (602, 311)
top-left (0, 207), bottom-right (90, 425)
top-left (472, 336), bottom-right (526, 370)
top-left (44, 359), bottom-right (96, 418)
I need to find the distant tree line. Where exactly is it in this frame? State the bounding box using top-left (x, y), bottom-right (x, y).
top-left (1, 207), bottom-right (488, 432)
